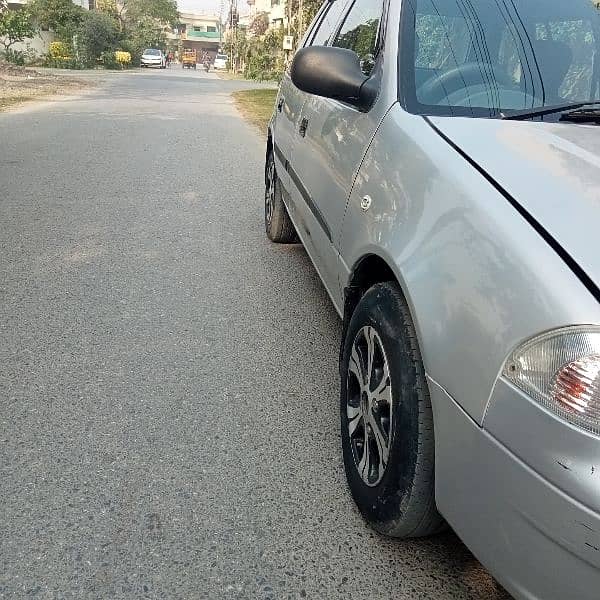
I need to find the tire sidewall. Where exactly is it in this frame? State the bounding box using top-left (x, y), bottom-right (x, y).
top-left (340, 283), bottom-right (425, 534)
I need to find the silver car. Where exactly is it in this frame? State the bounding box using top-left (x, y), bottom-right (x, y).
top-left (265, 0), bottom-right (600, 598)
top-left (140, 48), bottom-right (166, 69)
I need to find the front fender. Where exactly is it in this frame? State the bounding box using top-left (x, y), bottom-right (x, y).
top-left (340, 104), bottom-right (600, 424)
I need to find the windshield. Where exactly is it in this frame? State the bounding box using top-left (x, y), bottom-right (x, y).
top-left (144, 49), bottom-right (161, 56)
top-left (216, 54), bottom-right (228, 61)
top-left (401, 0), bottom-right (600, 118)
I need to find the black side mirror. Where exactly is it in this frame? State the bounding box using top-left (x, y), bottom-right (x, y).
top-left (290, 46), bottom-right (377, 112)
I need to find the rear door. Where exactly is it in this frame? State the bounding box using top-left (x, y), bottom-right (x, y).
top-left (271, 78), bottom-right (304, 193)
top-left (287, 0), bottom-right (389, 308)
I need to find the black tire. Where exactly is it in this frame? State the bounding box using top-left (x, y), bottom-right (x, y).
top-left (264, 149), bottom-right (297, 244)
top-left (340, 282), bottom-right (445, 538)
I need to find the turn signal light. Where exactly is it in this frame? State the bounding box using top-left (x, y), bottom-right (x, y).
top-left (503, 327), bottom-right (600, 436)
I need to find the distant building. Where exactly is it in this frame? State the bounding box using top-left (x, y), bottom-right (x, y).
top-left (246, 0), bottom-right (287, 30)
top-left (167, 12), bottom-right (223, 61)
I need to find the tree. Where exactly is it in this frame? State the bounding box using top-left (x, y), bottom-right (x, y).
top-left (249, 12), bottom-right (269, 36)
top-left (29, 0), bottom-right (84, 41)
top-left (76, 9), bottom-right (119, 65)
top-left (115, 0), bottom-right (178, 30)
top-left (96, 0), bottom-right (118, 15)
top-left (0, 6), bottom-right (37, 53)
top-left (288, 0), bottom-right (321, 41)
top-left (124, 15), bottom-right (166, 59)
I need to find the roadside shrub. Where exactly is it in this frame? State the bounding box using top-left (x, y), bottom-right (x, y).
top-left (49, 40), bottom-right (71, 59)
top-left (44, 40), bottom-right (78, 67)
top-left (76, 10), bottom-right (119, 67)
top-left (241, 28), bottom-right (286, 82)
top-left (115, 50), bottom-right (131, 68)
top-left (99, 49), bottom-right (118, 69)
top-left (3, 48), bottom-right (26, 65)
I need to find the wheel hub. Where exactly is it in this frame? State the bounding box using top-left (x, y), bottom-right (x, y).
top-left (346, 326), bottom-right (393, 487)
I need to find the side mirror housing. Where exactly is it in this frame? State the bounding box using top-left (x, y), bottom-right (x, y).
top-left (290, 46), bottom-right (377, 111)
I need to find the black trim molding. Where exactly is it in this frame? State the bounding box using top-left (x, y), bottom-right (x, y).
top-left (273, 142), bottom-right (333, 243)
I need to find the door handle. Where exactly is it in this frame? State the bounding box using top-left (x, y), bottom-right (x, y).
top-left (299, 118), bottom-right (309, 137)
top-left (277, 97), bottom-right (284, 112)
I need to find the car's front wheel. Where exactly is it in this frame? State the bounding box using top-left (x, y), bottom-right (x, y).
top-left (340, 282), bottom-right (445, 538)
top-left (264, 149), bottom-right (297, 244)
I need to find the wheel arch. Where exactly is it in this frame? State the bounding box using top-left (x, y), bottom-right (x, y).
top-left (340, 253), bottom-right (427, 378)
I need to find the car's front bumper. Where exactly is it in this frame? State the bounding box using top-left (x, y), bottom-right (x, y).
top-left (141, 60), bottom-right (162, 67)
top-left (430, 377), bottom-right (600, 600)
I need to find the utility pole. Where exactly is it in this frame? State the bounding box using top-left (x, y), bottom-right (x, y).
top-left (233, 0), bottom-right (238, 73)
top-left (298, 0), bottom-right (303, 43)
top-left (219, 0), bottom-right (225, 49)
top-left (228, 0), bottom-right (234, 73)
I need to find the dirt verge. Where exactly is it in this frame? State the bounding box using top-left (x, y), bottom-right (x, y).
top-left (0, 62), bottom-right (94, 111)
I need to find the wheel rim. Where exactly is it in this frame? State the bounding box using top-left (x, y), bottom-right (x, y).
top-left (265, 157), bottom-right (276, 226)
top-left (346, 326), bottom-right (393, 487)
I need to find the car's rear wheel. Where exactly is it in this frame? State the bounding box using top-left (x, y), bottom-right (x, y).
top-left (265, 149), bottom-right (297, 244)
top-left (340, 282), bottom-right (445, 538)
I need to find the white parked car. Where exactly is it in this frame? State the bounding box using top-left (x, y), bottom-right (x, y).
top-left (140, 49), bottom-right (165, 69)
top-left (213, 54), bottom-right (228, 70)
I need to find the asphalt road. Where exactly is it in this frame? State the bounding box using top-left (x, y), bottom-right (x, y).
top-left (0, 68), bottom-right (511, 600)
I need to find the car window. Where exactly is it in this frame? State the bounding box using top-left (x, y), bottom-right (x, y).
top-left (403, 0), bottom-right (600, 118)
top-left (415, 14), bottom-right (471, 69)
top-left (332, 0), bottom-right (384, 76)
top-left (144, 49), bottom-right (161, 56)
top-left (309, 0), bottom-right (350, 47)
top-left (535, 19), bottom-right (597, 100)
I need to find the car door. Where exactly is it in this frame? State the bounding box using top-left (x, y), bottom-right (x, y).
top-left (271, 1), bottom-right (349, 195)
top-left (287, 0), bottom-right (390, 309)
top-left (271, 77), bottom-right (304, 192)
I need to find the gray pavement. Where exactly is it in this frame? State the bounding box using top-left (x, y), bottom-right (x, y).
top-left (0, 69), bottom-right (510, 600)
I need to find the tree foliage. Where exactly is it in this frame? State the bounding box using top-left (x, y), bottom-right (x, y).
top-left (123, 15), bottom-right (166, 59)
top-left (288, 0), bottom-right (321, 41)
top-left (118, 0), bottom-right (178, 29)
top-left (0, 5), bottom-right (37, 52)
top-left (29, 0), bottom-right (178, 68)
top-left (249, 12), bottom-right (269, 36)
top-left (76, 9), bottom-right (119, 64)
top-left (29, 0), bottom-right (84, 39)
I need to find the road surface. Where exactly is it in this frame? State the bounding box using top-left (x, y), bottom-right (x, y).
top-left (0, 68), bottom-right (510, 600)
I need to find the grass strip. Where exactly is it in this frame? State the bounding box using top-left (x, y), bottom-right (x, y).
top-left (232, 89), bottom-right (278, 133)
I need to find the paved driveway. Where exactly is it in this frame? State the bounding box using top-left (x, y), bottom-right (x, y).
top-left (0, 69), bottom-right (511, 600)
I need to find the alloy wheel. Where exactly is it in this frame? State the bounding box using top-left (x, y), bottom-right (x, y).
top-left (346, 326), bottom-right (393, 487)
top-left (265, 158), bottom-right (276, 226)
